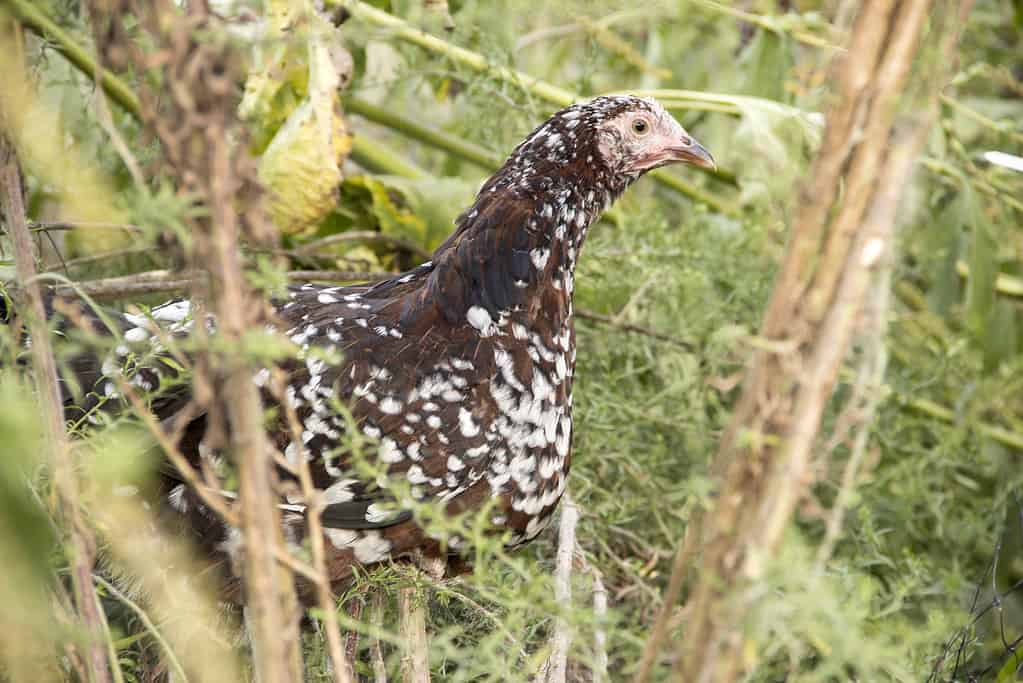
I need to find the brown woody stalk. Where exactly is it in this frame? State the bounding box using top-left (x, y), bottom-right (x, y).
top-left (273, 368), bottom-right (354, 683)
top-left (88, 1), bottom-right (304, 679)
top-left (0, 140), bottom-right (111, 680)
top-left (538, 493), bottom-right (580, 683)
top-left (398, 556), bottom-right (444, 683)
top-left (635, 1), bottom-right (973, 681)
top-left (398, 584), bottom-right (431, 683)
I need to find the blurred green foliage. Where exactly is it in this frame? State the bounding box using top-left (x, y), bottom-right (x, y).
top-left (0, 0), bottom-right (1022, 680)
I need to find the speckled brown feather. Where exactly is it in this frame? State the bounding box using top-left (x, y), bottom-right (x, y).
top-left (21, 95), bottom-right (707, 602)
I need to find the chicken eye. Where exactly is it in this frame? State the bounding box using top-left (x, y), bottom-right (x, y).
top-left (631, 118), bottom-right (650, 135)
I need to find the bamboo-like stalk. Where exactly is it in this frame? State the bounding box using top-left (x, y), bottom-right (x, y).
top-left (0, 140), bottom-right (111, 682)
top-left (668, 1), bottom-right (973, 680)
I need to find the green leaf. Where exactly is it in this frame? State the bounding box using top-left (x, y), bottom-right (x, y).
top-left (926, 192), bottom-right (966, 317)
top-left (740, 29), bottom-right (793, 104)
top-left (964, 187), bottom-right (996, 342)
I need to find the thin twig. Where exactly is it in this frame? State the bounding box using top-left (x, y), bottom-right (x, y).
top-left (82, 0), bottom-right (145, 191)
top-left (29, 221), bottom-right (141, 233)
top-left (93, 574), bottom-right (189, 683)
top-left (60, 268), bottom-right (398, 299)
top-left (295, 230), bottom-right (433, 262)
top-left (271, 367), bottom-right (354, 683)
top-left (45, 245), bottom-right (150, 271)
top-left (539, 494), bottom-right (580, 683)
top-left (1, 136), bottom-right (111, 682)
top-left (92, 579), bottom-right (125, 683)
top-left (575, 307), bottom-right (694, 350)
top-left (630, 519), bottom-right (697, 683)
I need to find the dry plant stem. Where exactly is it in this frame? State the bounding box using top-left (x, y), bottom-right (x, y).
top-left (813, 277), bottom-right (889, 572)
top-left (89, 2), bottom-right (304, 679)
top-left (208, 98), bottom-right (303, 683)
top-left (371, 591), bottom-right (388, 683)
top-left (343, 597), bottom-right (364, 668)
top-left (69, 269), bottom-right (398, 299)
top-left (398, 557), bottom-right (444, 683)
top-left (0, 139), bottom-right (111, 683)
top-left (398, 582), bottom-right (431, 683)
top-left (671, 0), bottom-right (970, 680)
top-left (586, 556), bottom-right (609, 683)
top-left (273, 369), bottom-right (354, 683)
top-left (630, 520), bottom-right (697, 683)
top-left (540, 494), bottom-right (580, 683)
top-left (80, 0), bottom-right (145, 192)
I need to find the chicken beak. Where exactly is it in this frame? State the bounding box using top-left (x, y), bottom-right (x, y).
top-left (666, 138), bottom-right (716, 170)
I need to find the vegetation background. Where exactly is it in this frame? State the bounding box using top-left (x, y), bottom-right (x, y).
top-left (0, 0), bottom-right (1022, 681)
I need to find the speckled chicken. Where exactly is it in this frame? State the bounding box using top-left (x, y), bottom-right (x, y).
top-left (14, 95), bottom-right (714, 598)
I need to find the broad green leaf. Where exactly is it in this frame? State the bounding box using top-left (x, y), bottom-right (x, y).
top-left (244, 0), bottom-right (353, 235)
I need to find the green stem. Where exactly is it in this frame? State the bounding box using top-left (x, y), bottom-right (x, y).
top-left (349, 135), bottom-right (430, 180)
top-left (3, 0), bottom-right (141, 118)
top-left (93, 575), bottom-right (190, 683)
top-left (921, 156), bottom-right (1023, 214)
top-left (8, 2), bottom-right (433, 188)
top-left (901, 396), bottom-right (1023, 451)
top-left (345, 96), bottom-right (502, 170)
top-left (333, 0), bottom-right (739, 213)
top-left (335, 0), bottom-right (576, 106)
top-left (345, 95), bottom-right (627, 224)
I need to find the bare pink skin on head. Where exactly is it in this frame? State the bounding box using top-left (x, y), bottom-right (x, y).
top-left (597, 97), bottom-right (716, 173)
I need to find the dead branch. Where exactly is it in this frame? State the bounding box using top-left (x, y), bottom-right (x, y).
top-left (271, 367), bottom-right (354, 683)
top-left (665, 1), bottom-right (976, 681)
top-left (62, 269), bottom-right (397, 299)
top-left (399, 557), bottom-right (443, 683)
top-left (398, 584), bottom-right (430, 683)
top-left (1, 135), bottom-right (112, 681)
top-left (538, 494), bottom-right (580, 683)
top-left (88, 1), bottom-right (304, 679)
top-left (575, 307), bottom-right (695, 349)
top-left (630, 521), bottom-right (696, 683)
top-left (588, 560), bottom-right (609, 683)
